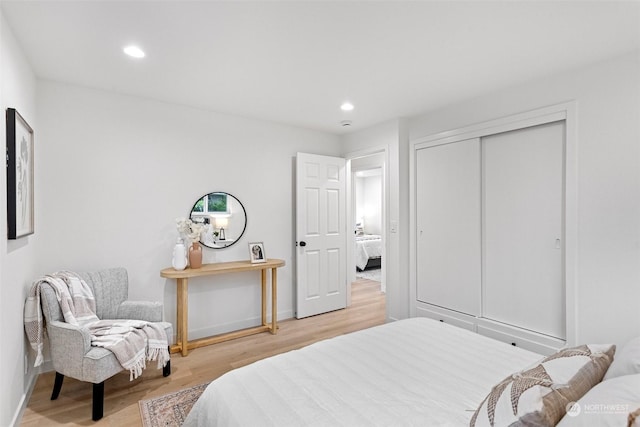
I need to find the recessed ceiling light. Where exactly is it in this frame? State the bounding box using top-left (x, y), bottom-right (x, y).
top-left (123, 45), bottom-right (145, 58)
top-left (340, 102), bottom-right (354, 112)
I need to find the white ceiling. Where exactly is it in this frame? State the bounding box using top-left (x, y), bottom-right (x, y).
top-left (2, 1), bottom-right (639, 135)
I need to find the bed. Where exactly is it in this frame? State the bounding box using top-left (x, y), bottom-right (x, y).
top-left (355, 234), bottom-right (383, 271)
top-left (182, 318), bottom-right (545, 426)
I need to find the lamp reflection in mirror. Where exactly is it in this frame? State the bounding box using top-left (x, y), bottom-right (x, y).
top-left (215, 217), bottom-right (229, 241)
top-left (189, 192), bottom-right (247, 249)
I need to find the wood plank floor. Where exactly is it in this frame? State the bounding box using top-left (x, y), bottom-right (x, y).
top-left (20, 279), bottom-right (385, 426)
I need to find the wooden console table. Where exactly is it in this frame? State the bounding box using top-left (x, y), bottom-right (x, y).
top-left (160, 258), bottom-right (285, 356)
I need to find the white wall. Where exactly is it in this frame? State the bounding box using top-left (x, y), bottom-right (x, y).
top-left (355, 173), bottom-right (382, 235)
top-left (409, 51), bottom-right (640, 347)
top-left (34, 81), bottom-right (341, 341)
top-left (0, 77), bottom-right (339, 425)
top-left (341, 119), bottom-right (410, 322)
top-left (2, 65), bottom-right (340, 422)
top-left (0, 10), bottom-right (38, 427)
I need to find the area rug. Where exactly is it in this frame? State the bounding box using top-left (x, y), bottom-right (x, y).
top-left (139, 382), bottom-right (210, 427)
top-left (356, 267), bottom-right (381, 282)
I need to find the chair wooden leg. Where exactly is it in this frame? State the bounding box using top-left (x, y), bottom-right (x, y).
top-left (51, 372), bottom-right (64, 400)
top-left (163, 346), bottom-right (171, 377)
top-left (92, 382), bottom-right (104, 421)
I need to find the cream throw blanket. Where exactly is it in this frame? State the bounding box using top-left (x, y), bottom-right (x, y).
top-left (24, 271), bottom-right (169, 380)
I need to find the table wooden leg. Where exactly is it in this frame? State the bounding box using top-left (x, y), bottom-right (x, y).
top-left (177, 278), bottom-right (189, 356)
top-left (163, 261), bottom-right (284, 355)
top-left (271, 267), bottom-right (277, 334)
top-left (261, 269), bottom-right (267, 326)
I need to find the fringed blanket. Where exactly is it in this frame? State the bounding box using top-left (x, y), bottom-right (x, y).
top-left (90, 319), bottom-right (169, 380)
top-left (24, 271), bottom-right (169, 380)
top-left (24, 271), bottom-right (96, 366)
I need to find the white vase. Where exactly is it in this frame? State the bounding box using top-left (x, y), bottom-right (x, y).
top-left (172, 238), bottom-right (188, 270)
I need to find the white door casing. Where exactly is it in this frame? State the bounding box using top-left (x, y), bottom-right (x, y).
top-left (296, 152), bottom-right (347, 319)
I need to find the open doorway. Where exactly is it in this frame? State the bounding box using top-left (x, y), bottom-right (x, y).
top-left (350, 153), bottom-right (386, 303)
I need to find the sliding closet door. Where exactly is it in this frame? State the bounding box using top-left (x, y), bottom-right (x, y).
top-left (416, 139), bottom-right (481, 316)
top-left (482, 121), bottom-right (565, 339)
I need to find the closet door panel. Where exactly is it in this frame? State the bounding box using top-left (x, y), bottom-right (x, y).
top-left (482, 121), bottom-right (565, 339)
top-left (416, 139), bottom-right (481, 316)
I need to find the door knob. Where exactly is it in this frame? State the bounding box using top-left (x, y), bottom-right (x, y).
top-left (299, 241), bottom-right (307, 247)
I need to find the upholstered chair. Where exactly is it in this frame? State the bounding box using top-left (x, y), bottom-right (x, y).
top-left (38, 268), bottom-right (172, 421)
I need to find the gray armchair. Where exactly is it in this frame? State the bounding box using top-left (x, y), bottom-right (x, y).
top-left (39, 268), bottom-right (172, 421)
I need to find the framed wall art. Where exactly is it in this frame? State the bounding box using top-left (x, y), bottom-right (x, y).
top-left (6, 108), bottom-right (34, 239)
top-left (248, 242), bottom-right (266, 263)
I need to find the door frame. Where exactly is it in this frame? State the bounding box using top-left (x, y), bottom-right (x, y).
top-left (345, 146), bottom-right (389, 307)
top-left (409, 101), bottom-right (578, 345)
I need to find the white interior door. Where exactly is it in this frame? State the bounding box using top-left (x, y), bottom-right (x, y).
top-left (296, 152), bottom-right (347, 319)
top-left (482, 121), bottom-right (565, 338)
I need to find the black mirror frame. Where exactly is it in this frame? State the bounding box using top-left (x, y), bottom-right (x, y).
top-left (188, 191), bottom-right (247, 249)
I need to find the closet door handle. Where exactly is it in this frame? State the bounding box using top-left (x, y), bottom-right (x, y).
top-left (299, 241), bottom-right (307, 247)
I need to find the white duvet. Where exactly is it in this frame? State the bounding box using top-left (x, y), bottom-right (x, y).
top-left (183, 317), bottom-right (543, 427)
top-left (355, 234), bottom-right (383, 270)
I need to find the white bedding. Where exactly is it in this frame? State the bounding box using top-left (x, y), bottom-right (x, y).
top-left (355, 234), bottom-right (383, 270)
top-left (183, 317), bottom-right (543, 427)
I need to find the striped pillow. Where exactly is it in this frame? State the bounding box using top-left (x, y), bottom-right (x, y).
top-left (471, 344), bottom-right (616, 427)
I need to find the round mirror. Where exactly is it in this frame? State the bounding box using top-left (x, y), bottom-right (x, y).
top-left (189, 192), bottom-right (247, 249)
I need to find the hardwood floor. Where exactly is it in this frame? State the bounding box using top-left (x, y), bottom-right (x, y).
top-left (20, 279), bottom-right (385, 426)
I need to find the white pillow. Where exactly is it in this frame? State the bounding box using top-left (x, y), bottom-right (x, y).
top-left (470, 344), bottom-right (615, 427)
top-left (604, 336), bottom-right (640, 381)
top-left (557, 373), bottom-right (640, 427)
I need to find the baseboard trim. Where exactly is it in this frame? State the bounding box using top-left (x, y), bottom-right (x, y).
top-left (12, 361), bottom-right (53, 427)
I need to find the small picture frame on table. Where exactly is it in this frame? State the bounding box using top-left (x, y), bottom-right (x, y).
top-left (248, 242), bottom-right (266, 263)
top-left (6, 108), bottom-right (34, 239)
